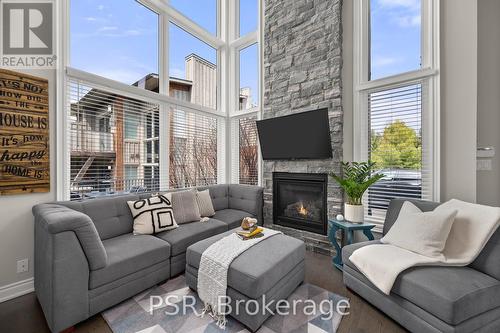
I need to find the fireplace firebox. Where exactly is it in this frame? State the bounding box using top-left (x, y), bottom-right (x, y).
top-left (273, 172), bottom-right (328, 235)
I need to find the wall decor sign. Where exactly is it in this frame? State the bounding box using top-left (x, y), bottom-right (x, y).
top-left (0, 68), bottom-right (49, 195)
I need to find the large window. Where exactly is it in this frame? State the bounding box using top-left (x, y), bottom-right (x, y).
top-left (63, 0), bottom-right (262, 200)
top-left (70, 0), bottom-right (159, 88)
top-left (370, 0), bottom-right (422, 80)
top-left (354, 0), bottom-right (439, 228)
top-left (169, 23), bottom-right (218, 109)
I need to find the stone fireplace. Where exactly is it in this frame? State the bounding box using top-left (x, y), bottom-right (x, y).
top-left (273, 172), bottom-right (328, 235)
top-left (263, 0), bottom-right (343, 255)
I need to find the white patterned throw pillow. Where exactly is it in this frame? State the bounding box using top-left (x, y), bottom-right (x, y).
top-left (127, 194), bottom-right (178, 235)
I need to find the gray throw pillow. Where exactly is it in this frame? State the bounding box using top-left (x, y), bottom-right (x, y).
top-left (172, 190), bottom-right (202, 224)
top-left (196, 189), bottom-right (216, 217)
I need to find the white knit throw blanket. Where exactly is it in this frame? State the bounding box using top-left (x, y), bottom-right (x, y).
top-left (350, 199), bottom-right (500, 295)
top-left (197, 227), bottom-right (282, 329)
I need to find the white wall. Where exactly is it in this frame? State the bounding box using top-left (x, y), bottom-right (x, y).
top-left (439, 0), bottom-right (478, 202)
top-left (0, 69), bottom-right (56, 299)
top-left (477, 0), bottom-right (500, 206)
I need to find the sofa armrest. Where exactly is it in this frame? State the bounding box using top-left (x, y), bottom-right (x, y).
top-left (34, 221), bottom-right (90, 331)
top-left (33, 203), bottom-right (107, 270)
top-left (228, 185), bottom-right (264, 224)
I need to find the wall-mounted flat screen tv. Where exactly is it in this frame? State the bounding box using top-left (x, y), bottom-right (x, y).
top-left (256, 108), bottom-right (332, 160)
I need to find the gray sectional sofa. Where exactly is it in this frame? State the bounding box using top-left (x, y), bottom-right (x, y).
top-left (32, 184), bottom-right (263, 333)
top-left (343, 199), bottom-right (500, 333)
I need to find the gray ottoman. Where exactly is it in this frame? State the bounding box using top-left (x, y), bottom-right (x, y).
top-left (185, 229), bottom-right (306, 332)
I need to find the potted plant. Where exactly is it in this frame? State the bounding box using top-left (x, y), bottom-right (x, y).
top-left (330, 161), bottom-right (384, 223)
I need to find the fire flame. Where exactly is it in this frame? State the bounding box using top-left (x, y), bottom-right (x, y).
top-left (298, 203), bottom-right (308, 216)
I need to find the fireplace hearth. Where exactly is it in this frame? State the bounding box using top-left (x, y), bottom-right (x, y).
top-left (273, 172), bottom-right (328, 235)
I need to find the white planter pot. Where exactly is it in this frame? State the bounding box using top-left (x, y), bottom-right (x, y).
top-left (344, 203), bottom-right (364, 223)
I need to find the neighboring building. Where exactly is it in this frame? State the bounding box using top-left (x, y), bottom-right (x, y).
top-left (239, 87), bottom-right (253, 110)
top-left (70, 53), bottom-right (256, 197)
top-left (185, 54), bottom-right (217, 108)
top-left (70, 54), bottom-right (222, 197)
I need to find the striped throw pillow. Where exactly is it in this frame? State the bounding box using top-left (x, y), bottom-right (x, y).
top-left (196, 189), bottom-right (216, 217)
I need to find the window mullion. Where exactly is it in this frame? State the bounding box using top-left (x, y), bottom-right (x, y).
top-left (421, 0), bottom-right (433, 69)
top-left (66, 67), bottom-right (222, 117)
top-left (353, 0), bottom-right (370, 164)
top-left (164, 3), bottom-right (224, 49)
top-left (159, 10), bottom-right (170, 190)
top-left (357, 68), bottom-right (437, 93)
top-left (235, 0), bottom-right (240, 39)
top-left (230, 31), bottom-right (258, 49)
top-left (159, 104), bottom-right (170, 191)
top-left (144, 0), bottom-right (223, 48)
top-left (58, 0), bottom-right (70, 200)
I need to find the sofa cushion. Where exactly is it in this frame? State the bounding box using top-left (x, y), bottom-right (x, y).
top-left (155, 219), bottom-right (227, 256)
top-left (343, 240), bottom-right (500, 325)
top-left (228, 184), bottom-right (262, 217)
top-left (90, 234), bottom-right (170, 289)
top-left (59, 194), bottom-right (140, 240)
top-left (186, 230), bottom-right (305, 299)
top-left (392, 266), bottom-right (500, 325)
top-left (213, 209), bottom-right (254, 229)
top-left (198, 184), bottom-right (228, 211)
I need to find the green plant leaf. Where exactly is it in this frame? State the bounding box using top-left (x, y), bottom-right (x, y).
top-left (330, 161), bottom-right (384, 205)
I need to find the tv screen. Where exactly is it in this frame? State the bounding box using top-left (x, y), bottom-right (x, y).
top-left (256, 109), bottom-right (332, 160)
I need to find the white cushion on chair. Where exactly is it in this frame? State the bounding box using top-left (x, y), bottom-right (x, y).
top-left (381, 201), bottom-right (457, 259)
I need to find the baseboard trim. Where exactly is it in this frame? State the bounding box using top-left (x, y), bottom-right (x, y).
top-left (0, 278), bottom-right (34, 303)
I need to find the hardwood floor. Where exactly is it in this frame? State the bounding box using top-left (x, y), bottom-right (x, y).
top-left (0, 251), bottom-right (406, 333)
top-left (305, 251), bottom-right (407, 333)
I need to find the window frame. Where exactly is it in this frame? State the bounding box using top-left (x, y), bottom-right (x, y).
top-left (227, 0), bottom-right (262, 185)
top-left (236, 0), bottom-right (259, 38)
top-left (353, 0), bottom-right (440, 230)
top-left (58, 0), bottom-right (263, 200)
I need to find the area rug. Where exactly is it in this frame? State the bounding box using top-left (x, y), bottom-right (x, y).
top-left (102, 275), bottom-right (348, 333)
